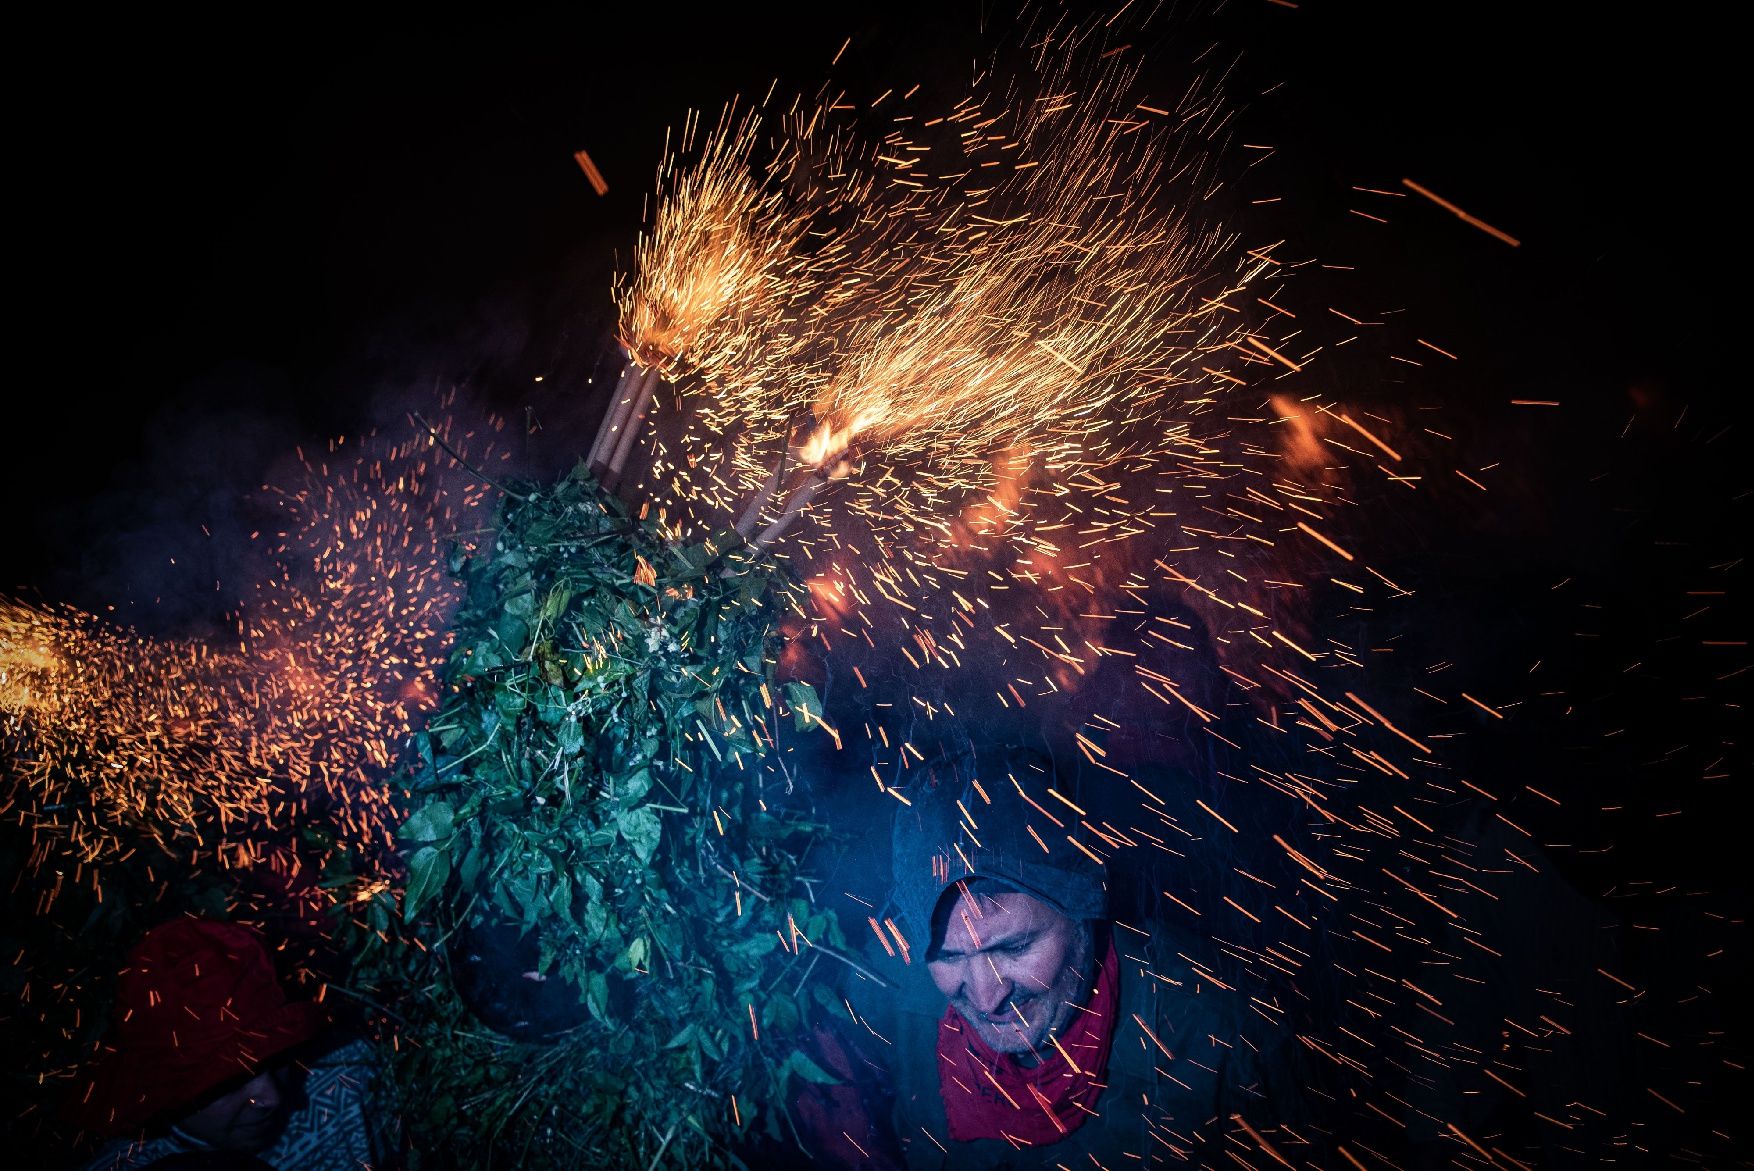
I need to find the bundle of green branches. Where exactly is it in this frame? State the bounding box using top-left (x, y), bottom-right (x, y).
top-left (345, 462), bottom-right (847, 1169)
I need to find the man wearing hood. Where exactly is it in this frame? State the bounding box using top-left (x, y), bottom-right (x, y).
top-left (71, 917), bottom-right (389, 1171)
top-left (796, 745), bottom-right (1311, 1169)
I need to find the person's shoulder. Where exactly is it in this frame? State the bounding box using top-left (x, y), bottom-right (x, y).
top-left (302, 1036), bottom-right (378, 1083)
top-left (261, 1037), bottom-right (382, 1171)
top-left (1111, 922), bottom-right (1283, 1079)
top-left (1114, 922), bottom-right (1234, 999)
top-left (307, 1035), bottom-right (377, 1068)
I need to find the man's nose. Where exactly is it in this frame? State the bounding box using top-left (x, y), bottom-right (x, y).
top-left (966, 959), bottom-right (1010, 1015)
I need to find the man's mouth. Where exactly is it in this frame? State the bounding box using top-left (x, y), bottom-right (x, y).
top-left (978, 998), bottom-right (1038, 1029)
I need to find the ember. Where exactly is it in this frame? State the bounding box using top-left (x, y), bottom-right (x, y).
top-left (4, 4), bottom-right (1742, 1170)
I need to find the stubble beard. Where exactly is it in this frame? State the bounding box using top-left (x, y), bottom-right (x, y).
top-left (954, 922), bottom-right (1096, 1060)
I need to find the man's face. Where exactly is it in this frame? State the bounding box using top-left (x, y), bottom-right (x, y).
top-left (175, 1065), bottom-right (294, 1152)
top-left (927, 887), bottom-right (1092, 1058)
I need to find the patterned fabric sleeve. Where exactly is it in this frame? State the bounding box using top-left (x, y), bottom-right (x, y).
top-left (261, 1038), bottom-right (382, 1171)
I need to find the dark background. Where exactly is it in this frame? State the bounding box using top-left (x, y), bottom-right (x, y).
top-left (7, 0), bottom-right (1746, 1153)
top-left (12, 0), bottom-right (1743, 935)
top-left (8, 2), bottom-right (1734, 618)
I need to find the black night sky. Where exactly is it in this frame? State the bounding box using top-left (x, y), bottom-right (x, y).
top-left (11, 4), bottom-right (1733, 612)
top-left (7, 1), bottom-right (1747, 1165)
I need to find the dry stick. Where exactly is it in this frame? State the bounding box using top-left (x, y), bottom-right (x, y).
top-left (586, 361), bottom-right (638, 472)
top-left (748, 471), bottom-right (829, 554)
top-left (713, 862), bottom-right (770, 901)
top-left (603, 367), bottom-right (658, 491)
top-left (733, 444), bottom-right (790, 540)
top-left (411, 413), bottom-right (529, 502)
top-left (807, 940), bottom-right (893, 989)
top-left (646, 1120), bottom-right (678, 1171)
top-left (584, 385), bottom-right (620, 473)
top-left (587, 361), bottom-right (645, 477)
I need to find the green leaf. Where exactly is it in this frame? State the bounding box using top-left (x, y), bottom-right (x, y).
top-left (463, 640), bottom-right (504, 672)
top-left (497, 613), bottom-right (529, 651)
top-left (586, 970), bottom-right (610, 1023)
top-left (413, 730), bottom-right (435, 774)
top-left (398, 802), bottom-right (455, 844)
top-left (617, 806), bottom-right (662, 864)
top-left (539, 583), bottom-right (574, 623)
top-left (733, 931), bottom-right (780, 960)
top-left (785, 1049), bottom-right (841, 1086)
top-left (550, 875), bottom-right (573, 923)
top-left (584, 898), bottom-right (608, 942)
top-left (456, 838), bottom-right (484, 891)
top-left (495, 683), bottom-right (529, 719)
top-left (783, 681), bottom-right (822, 731)
top-left (403, 845), bottom-right (450, 920)
top-left (619, 767), bottom-right (652, 806)
top-left (764, 995), bottom-right (801, 1036)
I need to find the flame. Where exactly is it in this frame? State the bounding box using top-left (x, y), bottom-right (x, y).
top-left (805, 569), bottom-right (855, 626)
top-left (952, 443), bottom-right (1031, 544)
top-left (1269, 392), bottom-right (1327, 475)
top-left (618, 46), bottom-right (1275, 539)
top-left (796, 414), bottom-right (869, 470)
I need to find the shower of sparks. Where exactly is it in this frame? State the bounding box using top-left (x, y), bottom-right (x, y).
top-left (2, 598), bottom-right (277, 879)
top-left (604, 13), bottom-right (1745, 1162)
top-left (1, 411), bottom-right (499, 1087)
top-left (802, 69), bottom-right (1254, 478)
top-left (2, 418), bottom-right (493, 891)
top-left (613, 22), bottom-right (1353, 722)
top-left (3, 7), bottom-right (1740, 1163)
top-left (618, 31), bottom-right (1286, 521)
top-left (615, 99), bottom-right (867, 404)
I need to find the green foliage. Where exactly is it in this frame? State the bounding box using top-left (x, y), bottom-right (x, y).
top-left (348, 464), bottom-right (844, 1169)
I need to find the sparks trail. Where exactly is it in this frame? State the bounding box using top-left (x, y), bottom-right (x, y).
top-left (595, 11), bottom-right (1750, 1163)
top-left (616, 25), bottom-right (1293, 557)
top-left (1, 407), bottom-right (499, 1098)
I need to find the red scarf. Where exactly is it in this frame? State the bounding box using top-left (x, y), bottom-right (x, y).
top-left (936, 938), bottom-right (1119, 1145)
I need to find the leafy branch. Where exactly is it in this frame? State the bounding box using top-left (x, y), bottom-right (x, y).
top-left (346, 462), bottom-right (844, 1170)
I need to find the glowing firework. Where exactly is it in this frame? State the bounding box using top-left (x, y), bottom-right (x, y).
top-left (615, 102), bottom-right (843, 389)
top-left (615, 40), bottom-right (1283, 581)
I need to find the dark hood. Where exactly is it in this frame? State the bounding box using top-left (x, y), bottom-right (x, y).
top-left (889, 745), bottom-right (1107, 947)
